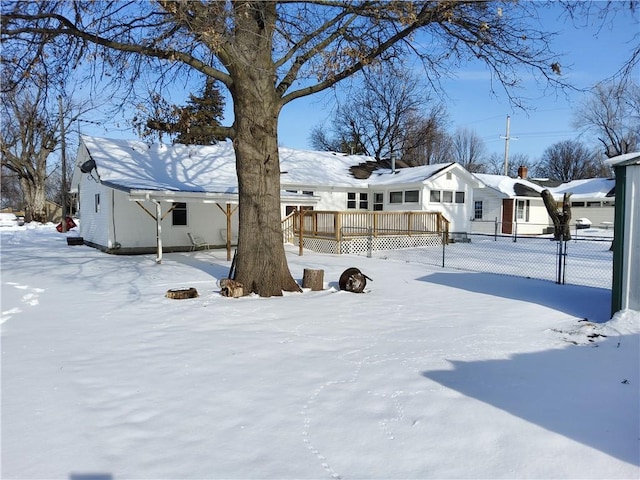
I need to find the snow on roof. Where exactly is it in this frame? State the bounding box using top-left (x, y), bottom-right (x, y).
top-left (474, 173), bottom-right (545, 197)
top-left (605, 151), bottom-right (640, 166)
top-left (80, 136), bottom-right (239, 193)
top-left (79, 136), bottom-right (458, 192)
top-left (549, 178), bottom-right (616, 200)
top-left (365, 163), bottom-right (455, 185)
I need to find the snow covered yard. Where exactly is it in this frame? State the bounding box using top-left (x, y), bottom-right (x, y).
top-left (1, 224), bottom-right (638, 479)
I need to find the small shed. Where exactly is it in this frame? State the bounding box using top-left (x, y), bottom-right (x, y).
top-left (606, 152), bottom-right (640, 314)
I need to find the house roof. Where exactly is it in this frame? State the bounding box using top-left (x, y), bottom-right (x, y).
top-left (74, 136), bottom-right (478, 194)
top-left (474, 173), bottom-right (545, 198)
top-left (548, 178), bottom-right (616, 200)
top-left (474, 172), bottom-right (617, 201)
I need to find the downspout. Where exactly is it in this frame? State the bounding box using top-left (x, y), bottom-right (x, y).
top-left (152, 200), bottom-right (163, 264)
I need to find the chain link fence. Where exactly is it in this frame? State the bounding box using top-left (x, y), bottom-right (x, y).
top-left (353, 222), bottom-right (613, 289)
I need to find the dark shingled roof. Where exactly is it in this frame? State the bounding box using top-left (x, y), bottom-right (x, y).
top-left (349, 158), bottom-right (411, 179)
top-left (513, 182), bottom-right (543, 197)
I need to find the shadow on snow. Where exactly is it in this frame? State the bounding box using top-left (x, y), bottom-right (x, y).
top-left (419, 271), bottom-right (611, 322)
top-left (421, 332), bottom-right (639, 466)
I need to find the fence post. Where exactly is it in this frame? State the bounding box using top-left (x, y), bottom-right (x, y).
top-left (556, 237), bottom-right (568, 284)
top-left (442, 230), bottom-right (446, 268)
top-left (367, 227), bottom-right (373, 258)
top-left (494, 217), bottom-right (498, 241)
top-left (513, 221), bottom-right (518, 243)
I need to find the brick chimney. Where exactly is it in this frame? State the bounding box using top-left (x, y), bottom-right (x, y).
top-left (518, 166), bottom-right (528, 179)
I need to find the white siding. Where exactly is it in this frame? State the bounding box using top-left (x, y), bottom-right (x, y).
top-left (113, 198), bottom-right (235, 249)
top-left (570, 205), bottom-right (615, 227)
top-left (77, 176), bottom-right (237, 250)
top-left (77, 178), bottom-right (112, 247)
top-left (471, 189), bottom-right (550, 235)
top-left (470, 189), bottom-right (504, 234)
top-left (424, 171), bottom-right (473, 232)
top-left (513, 199), bottom-right (549, 235)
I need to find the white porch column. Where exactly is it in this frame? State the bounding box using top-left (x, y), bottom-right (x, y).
top-left (153, 200), bottom-right (163, 264)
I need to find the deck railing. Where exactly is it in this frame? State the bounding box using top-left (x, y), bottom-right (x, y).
top-left (282, 210), bottom-right (450, 242)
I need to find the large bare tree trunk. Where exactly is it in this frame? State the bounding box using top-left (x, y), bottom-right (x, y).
top-left (228, 2), bottom-right (300, 296)
top-left (541, 189), bottom-right (572, 241)
top-left (20, 174), bottom-right (47, 223)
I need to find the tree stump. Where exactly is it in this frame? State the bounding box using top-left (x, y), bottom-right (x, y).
top-left (220, 278), bottom-right (244, 298)
top-left (302, 268), bottom-right (324, 291)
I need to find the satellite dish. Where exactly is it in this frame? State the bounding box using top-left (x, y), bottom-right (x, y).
top-left (80, 159), bottom-right (96, 174)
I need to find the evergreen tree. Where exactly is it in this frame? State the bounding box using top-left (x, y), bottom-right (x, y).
top-left (134, 78), bottom-right (225, 145)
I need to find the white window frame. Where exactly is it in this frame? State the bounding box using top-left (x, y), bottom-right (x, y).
top-left (404, 190), bottom-right (419, 203)
top-left (474, 200), bottom-right (483, 219)
top-left (389, 191), bottom-right (403, 204)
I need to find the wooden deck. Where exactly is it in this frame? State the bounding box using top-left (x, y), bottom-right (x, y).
top-left (282, 210), bottom-right (450, 255)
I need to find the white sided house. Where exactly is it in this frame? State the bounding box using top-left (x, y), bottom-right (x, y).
top-left (71, 136), bottom-right (482, 259)
top-left (472, 171), bottom-right (549, 235)
top-left (278, 149), bottom-right (483, 231)
top-left (71, 136), bottom-right (317, 260)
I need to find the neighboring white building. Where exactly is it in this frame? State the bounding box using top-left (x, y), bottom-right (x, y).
top-left (71, 136), bottom-right (483, 257)
top-left (472, 172), bottom-right (549, 235)
top-left (548, 178), bottom-right (616, 228)
top-left (470, 168), bottom-right (616, 236)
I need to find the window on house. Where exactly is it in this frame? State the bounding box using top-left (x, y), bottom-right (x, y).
top-left (359, 192), bottom-right (369, 209)
top-left (347, 192), bottom-right (368, 209)
top-left (347, 192), bottom-right (357, 209)
top-left (474, 201), bottom-right (483, 219)
top-left (587, 201), bottom-right (601, 207)
top-left (373, 193), bottom-right (384, 211)
top-left (404, 190), bottom-right (419, 203)
top-left (94, 194), bottom-right (100, 213)
top-left (172, 202), bottom-right (187, 226)
top-left (430, 190), bottom-right (441, 203)
top-left (446, 172), bottom-right (452, 180)
top-left (302, 191), bottom-right (314, 195)
top-left (442, 191), bottom-right (453, 203)
top-left (571, 201), bottom-right (585, 207)
top-left (516, 199), bottom-right (530, 221)
top-left (389, 191), bottom-right (403, 204)
top-left (455, 191), bottom-right (465, 204)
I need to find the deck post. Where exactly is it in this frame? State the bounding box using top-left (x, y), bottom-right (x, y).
top-left (298, 209), bottom-right (304, 256)
top-left (372, 212), bottom-right (377, 237)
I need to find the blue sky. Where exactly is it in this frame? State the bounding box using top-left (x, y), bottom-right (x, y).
top-left (83, 4), bottom-right (638, 164)
top-left (276, 5), bottom-right (639, 162)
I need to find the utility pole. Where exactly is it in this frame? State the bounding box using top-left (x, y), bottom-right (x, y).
top-left (500, 115), bottom-right (518, 176)
top-left (502, 115), bottom-right (511, 176)
top-left (58, 96), bottom-right (68, 232)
